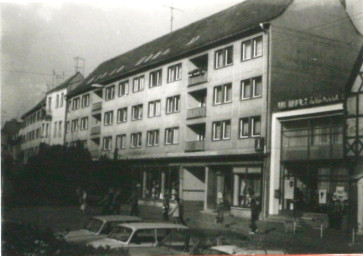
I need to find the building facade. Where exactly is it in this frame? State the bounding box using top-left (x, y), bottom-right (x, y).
top-left (64, 0), bottom-right (362, 220)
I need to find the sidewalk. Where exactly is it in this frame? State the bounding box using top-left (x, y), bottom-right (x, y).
top-left (124, 203), bottom-right (363, 254)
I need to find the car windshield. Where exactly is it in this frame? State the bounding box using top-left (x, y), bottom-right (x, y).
top-left (84, 218), bottom-right (103, 233)
top-left (108, 226), bottom-right (133, 242)
top-left (159, 229), bottom-right (190, 252)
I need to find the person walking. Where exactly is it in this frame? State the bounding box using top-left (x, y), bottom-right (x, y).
top-left (249, 189), bottom-right (260, 235)
top-left (112, 188), bottom-right (122, 214)
top-left (162, 194), bottom-right (170, 221)
top-left (169, 196), bottom-right (186, 225)
top-left (128, 185), bottom-right (140, 216)
top-left (80, 189), bottom-right (88, 215)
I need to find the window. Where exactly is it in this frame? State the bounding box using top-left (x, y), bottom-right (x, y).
top-left (131, 132), bottom-right (142, 148)
top-left (48, 97), bottom-right (52, 112)
top-left (58, 121), bottom-right (62, 137)
top-left (147, 130), bottom-right (159, 146)
top-left (215, 46), bottom-right (233, 68)
top-left (148, 100), bottom-right (161, 117)
top-left (66, 121), bottom-right (70, 133)
top-left (241, 77), bottom-right (262, 99)
top-left (80, 117), bottom-right (88, 130)
top-left (56, 95), bottom-right (59, 108)
top-left (239, 116), bottom-right (261, 138)
top-left (131, 104), bottom-right (143, 120)
top-left (167, 63), bottom-right (182, 83)
top-left (104, 111), bottom-right (114, 125)
top-left (60, 93), bottom-right (64, 107)
top-left (150, 69), bottom-right (162, 88)
top-left (102, 136), bottom-right (112, 150)
top-left (233, 166), bottom-right (262, 208)
top-left (242, 36), bottom-right (263, 61)
top-left (166, 95), bottom-right (180, 114)
top-left (212, 120), bottom-right (231, 140)
top-left (117, 107), bottom-right (128, 123)
top-left (71, 119), bottom-right (79, 132)
top-left (105, 85), bottom-right (115, 101)
top-left (251, 116), bottom-right (261, 136)
top-left (118, 80), bottom-right (129, 97)
top-left (133, 76), bottom-right (145, 92)
top-left (54, 121), bottom-right (57, 138)
top-left (213, 84), bottom-right (232, 105)
top-left (67, 100), bottom-right (71, 112)
top-left (165, 127), bottom-right (179, 145)
top-left (116, 134), bottom-right (127, 149)
top-left (72, 97), bottom-right (80, 110)
top-left (82, 94), bottom-right (90, 107)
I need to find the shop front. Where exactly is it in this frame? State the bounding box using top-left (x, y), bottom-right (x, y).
top-left (269, 104), bottom-right (349, 227)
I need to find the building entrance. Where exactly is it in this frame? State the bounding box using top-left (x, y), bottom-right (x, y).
top-left (280, 163), bottom-right (348, 221)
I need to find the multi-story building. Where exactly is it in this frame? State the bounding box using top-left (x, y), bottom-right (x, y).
top-left (1, 118), bottom-right (23, 162)
top-left (19, 98), bottom-right (50, 163)
top-left (65, 0), bottom-right (362, 220)
top-left (45, 72), bottom-right (84, 145)
top-left (19, 73), bottom-right (84, 163)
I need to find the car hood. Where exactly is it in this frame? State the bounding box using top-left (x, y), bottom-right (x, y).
top-left (65, 229), bottom-right (98, 242)
top-left (88, 237), bottom-right (125, 249)
top-left (211, 245), bottom-right (286, 255)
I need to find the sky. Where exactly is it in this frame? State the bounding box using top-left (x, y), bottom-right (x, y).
top-left (1, 0), bottom-right (243, 126)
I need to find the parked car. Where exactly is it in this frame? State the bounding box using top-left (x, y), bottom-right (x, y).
top-left (88, 222), bottom-right (189, 255)
top-left (202, 245), bottom-right (287, 255)
top-left (64, 215), bottom-right (142, 243)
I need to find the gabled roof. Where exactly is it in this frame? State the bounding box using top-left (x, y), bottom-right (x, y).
top-left (21, 97), bottom-right (46, 119)
top-left (47, 72), bottom-right (84, 94)
top-left (68, 0), bottom-right (292, 98)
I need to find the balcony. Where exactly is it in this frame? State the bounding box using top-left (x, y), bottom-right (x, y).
top-left (90, 126), bottom-right (101, 136)
top-left (185, 140), bottom-right (205, 152)
top-left (188, 70), bottom-right (208, 87)
top-left (92, 102), bottom-right (102, 112)
top-left (187, 106), bottom-right (206, 119)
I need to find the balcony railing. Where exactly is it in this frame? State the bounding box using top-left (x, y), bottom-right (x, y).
top-left (92, 102), bottom-right (102, 112)
top-left (188, 70), bottom-right (208, 87)
top-left (185, 140), bottom-right (205, 152)
top-left (187, 106), bottom-right (206, 119)
top-left (90, 126), bottom-right (101, 136)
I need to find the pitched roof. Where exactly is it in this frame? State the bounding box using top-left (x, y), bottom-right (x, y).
top-left (21, 97), bottom-right (46, 119)
top-left (68, 0), bottom-right (292, 98)
top-left (47, 72), bottom-right (84, 94)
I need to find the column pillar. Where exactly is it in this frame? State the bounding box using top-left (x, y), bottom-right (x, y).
top-left (233, 174), bottom-right (240, 206)
top-left (204, 166), bottom-right (209, 210)
top-left (160, 171), bottom-right (166, 199)
top-left (142, 171), bottom-right (147, 198)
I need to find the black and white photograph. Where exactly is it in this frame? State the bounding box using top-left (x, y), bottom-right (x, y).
top-left (1, 0), bottom-right (363, 255)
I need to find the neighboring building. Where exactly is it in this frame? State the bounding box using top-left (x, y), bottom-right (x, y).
top-left (45, 72), bottom-right (84, 145)
top-left (19, 98), bottom-right (49, 163)
top-left (1, 119), bottom-right (22, 162)
top-left (65, 0), bottom-right (362, 220)
top-left (345, 47), bottom-right (363, 234)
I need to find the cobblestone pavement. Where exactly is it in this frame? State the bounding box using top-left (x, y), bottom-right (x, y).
top-left (4, 204), bottom-right (363, 254)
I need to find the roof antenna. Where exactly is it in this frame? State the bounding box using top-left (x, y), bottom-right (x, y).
top-left (163, 0), bottom-right (183, 32)
top-left (74, 56), bottom-right (85, 75)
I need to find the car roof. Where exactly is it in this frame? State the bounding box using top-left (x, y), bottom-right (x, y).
top-left (210, 245), bottom-right (240, 254)
top-left (92, 215), bottom-right (142, 222)
top-left (116, 222), bottom-right (188, 230)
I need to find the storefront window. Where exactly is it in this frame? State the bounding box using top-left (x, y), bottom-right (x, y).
top-left (232, 166), bottom-right (262, 208)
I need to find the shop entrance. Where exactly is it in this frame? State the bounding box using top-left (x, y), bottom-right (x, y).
top-left (280, 162), bottom-right (348, 221)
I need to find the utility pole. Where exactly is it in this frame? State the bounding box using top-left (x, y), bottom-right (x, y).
top-left (74, 56), bottom-right (85, 75)
top-left (163, 0), bottom-right (183, 32)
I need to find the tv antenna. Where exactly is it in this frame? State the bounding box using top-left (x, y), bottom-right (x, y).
top-left (163, 0), bottom-right (183, 32)
top-left (74, 56), bottom-right (85, 75)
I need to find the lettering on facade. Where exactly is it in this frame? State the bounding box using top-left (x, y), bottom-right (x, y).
top-left (277, 94), bottom-right (343, 110)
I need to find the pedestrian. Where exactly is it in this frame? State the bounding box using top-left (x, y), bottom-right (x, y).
top-left (249, 189), bottom-right (260, 235)
top-left (128, 184), bottom-right (140, 216)
top-left (169, 196), bottom-right (186, 225)
top-left (162, 194), bottom-right (170, 221)
top-left (112, 188), bottom-right (122, 214)
top-left (99, 188), bottom-right (114, 215)
top-left (80, 189), bottom-right (88, 215)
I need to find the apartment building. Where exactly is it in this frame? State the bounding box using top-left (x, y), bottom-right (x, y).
top-left (19, 98), bottom-right (50, 163)
top-left (2, 119), bottom-right (22, 162)
top-left (65, 0), bottom-right (362, 219)
top-left (46, 72), bottom-right (84, 145)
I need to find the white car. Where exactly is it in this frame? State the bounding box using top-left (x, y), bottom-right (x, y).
top-left (203, 245), bottom-right (287, 255)
top-left (64, 215), bottom-right (142, 243)
top-left (88, 222), bottom-right (189, 255)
